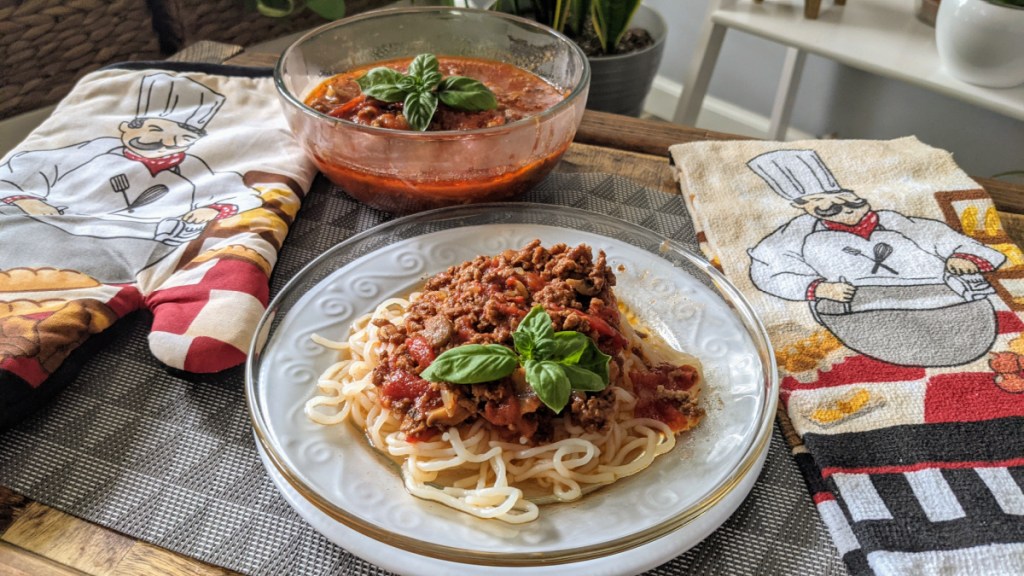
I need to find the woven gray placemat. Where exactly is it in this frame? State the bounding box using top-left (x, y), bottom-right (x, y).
top-left (0, 173), bottom-right (848, 576)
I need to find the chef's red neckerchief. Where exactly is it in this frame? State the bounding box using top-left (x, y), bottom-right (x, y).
top-left (0, 63), bottom-right (317, 428)
top-left (670, 137), bottom-right (1024, 575)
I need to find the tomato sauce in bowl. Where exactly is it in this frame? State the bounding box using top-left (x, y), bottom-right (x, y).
top-left (275, 8), bottom-right (590, 213)
top-left (306, 56), bottom-right (567, 131)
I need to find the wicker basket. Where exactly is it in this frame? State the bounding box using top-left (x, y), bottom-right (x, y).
top-left (0, 0), bottom-right (165, 119)
top-left (151, 0), bottom-right (396, 54)
top-left (0, 0), bottom-right (397, 120)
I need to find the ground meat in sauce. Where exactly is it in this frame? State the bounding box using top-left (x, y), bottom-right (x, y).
top-left (371, 241), bottom-right (627, 443)
top-left (305, 57), bottom-right (566, 131)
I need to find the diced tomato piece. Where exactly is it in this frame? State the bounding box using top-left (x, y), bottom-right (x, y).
top-left (580, 311), bottom-right (628, 353)
top-left (635, 401), bottom-right (691, 432)
top-left (483, 395), bottom-right (521, 427)
top-left (523, 272), bottom-right (546, 292)
top-left (381, 370), bottom-right (430, 403)
top-left (494, 301), bottom-right (526, 318)
top-left (327, 94), bottom-right (367, 118)
top-left (406, 336), bottom-right (435, 369)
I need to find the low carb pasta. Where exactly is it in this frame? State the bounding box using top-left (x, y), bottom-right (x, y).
top-left (306, 241), bottom-right (704, 523)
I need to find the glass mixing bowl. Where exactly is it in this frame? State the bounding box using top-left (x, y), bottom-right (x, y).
top-left (275, 7), bottom-right (590, 213)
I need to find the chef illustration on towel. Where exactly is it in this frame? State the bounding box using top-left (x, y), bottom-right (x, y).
top-left (0, 72), bottom-right (262, 282)
top-left (747, 149), bottom-right (1006, 367)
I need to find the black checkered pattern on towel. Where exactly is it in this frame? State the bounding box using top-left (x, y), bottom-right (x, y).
top-left (0, 173), bottom-right (848, 576)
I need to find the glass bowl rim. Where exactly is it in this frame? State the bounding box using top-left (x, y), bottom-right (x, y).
top-left (245, 202), bottom-right (780, 567)
top-left (273, 6), bottom-right (592, 139)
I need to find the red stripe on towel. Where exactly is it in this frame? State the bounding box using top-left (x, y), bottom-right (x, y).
top-left (821, 458), bottom-right (1024, 479)
top-left (925, 372), bottom-right (1024, 423)
top-left (782, 355), bottom-right (926, 392)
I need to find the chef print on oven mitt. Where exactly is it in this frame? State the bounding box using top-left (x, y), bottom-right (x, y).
top-left (0, 64), bottom-right (317, 427)
top-left (671, 137), bottom-right (1024, 575)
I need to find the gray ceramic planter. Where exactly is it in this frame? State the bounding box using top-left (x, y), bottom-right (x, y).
top-left (585, 5), bottom-right (667, 117)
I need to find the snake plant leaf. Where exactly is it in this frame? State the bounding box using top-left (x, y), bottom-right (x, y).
top-left (566, 0), bottom-right (592, 37)
top-left (592, 0), bottom-right (642, 54)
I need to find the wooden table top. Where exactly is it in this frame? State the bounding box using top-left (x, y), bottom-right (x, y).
top-left (3, 44), bottom-right (1024, 576)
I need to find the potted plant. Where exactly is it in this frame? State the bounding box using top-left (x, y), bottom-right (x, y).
top-left (935, 0), bottom-right (1024, 88)
top-left (493, 0), bottom-right (667, 117)
top-left (255, 0), bottom-right (403, 19)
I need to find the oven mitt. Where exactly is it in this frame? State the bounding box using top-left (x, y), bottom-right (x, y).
top-left (0, 64), bottom-right (317, 427)
top-left (670, 137), bottom-right (1024, 575)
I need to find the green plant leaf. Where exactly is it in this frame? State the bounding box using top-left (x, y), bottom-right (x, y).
top-left (537, 331), bottom-right (588, 364)
top-left (419, 304), bottom-right (609, 413)
top-left (527, 0), bottom-right (559, 29)
top-left (404, 90), bottom-right (438, 131)
top-left (566, 0), bottom-right (592, 37)
top-left (408, 54), bottom-right (443, 91)
top-left (525, 359), bottom-right (572, 412)
top-left (420, 344), bottom-right (519, 384)
top-left (256, 0), bottom-right (296, 17)
top-left (513, 330), bottom-right (536, 361)
top-left (516, 306), bottom-right (555, 342)
top-left (592, 0), bottom-right (642, 54)
top-left (305, 0), bottom-right (346, 20)
top-left (398, 76), bottom-right (418, 93)
top-left (437, 77), bottom-right (499, 111)
top-left (352, 53), bottom-right (498, 131)
top-left (493, 0), bottom-right (531, 17)
top-left (356, 67), bottom-right (409, 103)
top-left (561, 364), bottom-right (606, 391)
top-left (576, 338), bottom-right (611, 383)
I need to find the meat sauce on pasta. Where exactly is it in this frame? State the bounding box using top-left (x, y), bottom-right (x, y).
top-left (307, 241), bottom-right (704, 523)
top-left (372, 241), bottom-right (700, 442)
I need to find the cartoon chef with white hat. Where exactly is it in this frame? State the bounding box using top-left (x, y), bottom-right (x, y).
top-left (0, 73), bottom-right (262, 280)
top-left (747, 149), bottom-right (1006, 366)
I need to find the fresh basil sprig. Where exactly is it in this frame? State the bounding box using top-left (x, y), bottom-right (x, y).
top-left (418, 344), bottom-right (518, 384)
top-left (354, 53), bottom-right (499, 132)
top-left (418, 306), bottom-right (612, 413)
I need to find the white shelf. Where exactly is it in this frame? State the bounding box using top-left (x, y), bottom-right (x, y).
top-left (714, 0), bottom-right (1024, 121)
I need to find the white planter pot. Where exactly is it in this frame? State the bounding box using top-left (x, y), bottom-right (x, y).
top-left (935, 0), bottom-right (1024, 88)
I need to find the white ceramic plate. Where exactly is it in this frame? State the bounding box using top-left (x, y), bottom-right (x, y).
top-left (255, 437), bottom-right (768, 576)
top-left (247, 204), bottom-right (778, 572)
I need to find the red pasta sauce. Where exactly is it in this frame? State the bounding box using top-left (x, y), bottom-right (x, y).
top-left (306, 56), bottom-right (566, 130)
top-left (302, 56), bottom-right (574, 212)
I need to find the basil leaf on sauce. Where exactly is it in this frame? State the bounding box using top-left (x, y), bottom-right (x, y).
top-left (420, 344), bottom-right (519, 384)
top-left (576, 338), bottom-right (612, 384)
top-left (517, 305), bottom-right (555, 342)
top-left (513, 330), bottom-right (536, 361)
top-left (420, 305), bottom-right (610, 413)
top-left (407, 53), bottom-right (443, 92)
top-left (403, 91), bottom-right (438, 132)
top-left (354, 53), bottom-right (497, 132)
top-left (437, 76), bottom-right (500, 111)
top-left (355, 68), bottom-right (407, 102)
top-left (561, 364), bottom-right (606, 392)
top-left (536, 331), bottom-right (588, 365)
top-left (525, 359), bottom-right (572, 413)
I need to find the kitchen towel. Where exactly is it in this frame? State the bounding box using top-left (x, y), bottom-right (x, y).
top-left (0, 63), bottom-right (317, 427)
top-left (670, 137), bottom-right (1024, 575)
